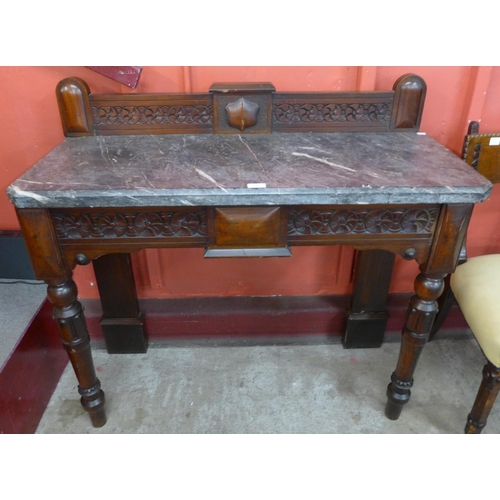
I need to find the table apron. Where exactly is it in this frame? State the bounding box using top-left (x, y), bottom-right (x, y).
top-left (49, 204), bottom-right (440, 268)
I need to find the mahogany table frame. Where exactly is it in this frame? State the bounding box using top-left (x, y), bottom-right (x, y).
top-left (11, 74), bottom-right (480, 428)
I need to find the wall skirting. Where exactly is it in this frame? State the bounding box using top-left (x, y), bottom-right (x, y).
top-left (81, 293), bottom-right (470, 347)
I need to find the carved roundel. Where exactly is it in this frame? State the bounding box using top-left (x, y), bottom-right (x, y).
top-left (170, 212), bottom-right (204, 236)
top-left (134, 213), bottom-right (164, 236)
top-left (364, 210), bottom-right (397, 234)
top-left (291, 210), bottom-right (324, 234)
top-left (60, 214), bottom-right (93, 238)
top-left (328, 210), bottom-right (359, 234)
top-left (97, 213), bottom-right (128, 237)
top-left (400, 209), bottom-right (435, 233)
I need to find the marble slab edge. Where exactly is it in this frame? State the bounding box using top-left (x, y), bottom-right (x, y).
top-left (6, 184), bottom-right (493, 209)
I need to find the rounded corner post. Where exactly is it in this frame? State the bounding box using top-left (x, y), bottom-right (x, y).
top-left (56, 77), bottom-right (93, 136)
top-left (390, 74), bottom-right (427, 132)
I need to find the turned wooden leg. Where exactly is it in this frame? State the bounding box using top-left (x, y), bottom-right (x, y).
top-left (385, 272), bottom-right (445, 420)
top-left (465, 362), bottom-right (500, 434)
top-left (47, 278), bottom-right (106, 428)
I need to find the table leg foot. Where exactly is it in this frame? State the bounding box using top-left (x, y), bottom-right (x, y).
top-left (385, 373), bottom-right (412, 420)
top-left (464, 362), bottom-right (500, 434)
top-left (464, 417), bottom-right (485, 434)
top-left (79, 380), bottom-right (107, 428)
top-left (47, 278), bottom-right (107, 428)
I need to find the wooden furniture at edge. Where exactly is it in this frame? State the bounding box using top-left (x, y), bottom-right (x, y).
top-left (434, 122), bottom-right (500, 433)
top-left (8, 75), bottom-right (492, 429)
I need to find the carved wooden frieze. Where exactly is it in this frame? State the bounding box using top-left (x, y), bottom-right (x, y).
top-left (91, 105), bottom-right (213, 126)
top-left (87, 94), bottom-right (214, 134)
top-left (51, 210), bottom-right (208, 239)
top-left (51, 207), bottom-right (438, 245)
top-left (287, 207), bottom-right (439, 237)
top-left (272, 93), bottom-right (395, 132)
top-left (273, 102), bottom-right (392, 124)
top-left (55, 76), bottom-right (428, 137)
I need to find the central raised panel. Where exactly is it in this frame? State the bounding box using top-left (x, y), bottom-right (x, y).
top-left (205, 206), bottom-right (291, 257)
top-left (216, 207), bottom-right (281, 246)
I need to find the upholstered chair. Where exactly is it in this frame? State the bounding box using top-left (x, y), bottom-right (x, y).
top-left (440, 122), bottom-right (500, 433)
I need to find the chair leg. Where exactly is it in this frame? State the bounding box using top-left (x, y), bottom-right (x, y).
top-left (465, 361), bottom-right (500, 434)
top-left (428, 275), bottom-right (455, 341)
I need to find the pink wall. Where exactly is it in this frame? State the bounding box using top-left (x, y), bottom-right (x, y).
top-left (2, 66), bottom-right (499, 299)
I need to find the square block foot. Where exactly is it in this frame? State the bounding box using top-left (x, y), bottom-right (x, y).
top-left (100, 313), bottom-right (147, 354)
top-left (342, 311), bottom-right (388, 349)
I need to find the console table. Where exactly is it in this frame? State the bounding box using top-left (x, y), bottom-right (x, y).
top-left (7, 75), bottom-right (492, 429)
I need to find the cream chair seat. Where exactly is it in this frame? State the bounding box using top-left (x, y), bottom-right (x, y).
top-left (451, 254), bottom-right (500, 433)
top-left (433, 121), bottom-right (500, 433)
top-left (451, 254), bottom-right (500, 368)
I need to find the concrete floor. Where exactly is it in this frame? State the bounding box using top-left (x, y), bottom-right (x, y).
top-left (1, 281), bottom-right (499, 434)
top-left (36, 335), bottom-right (500, 434)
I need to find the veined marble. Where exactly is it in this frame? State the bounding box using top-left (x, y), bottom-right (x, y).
top-left (7, 132), bottom-right (492, 208)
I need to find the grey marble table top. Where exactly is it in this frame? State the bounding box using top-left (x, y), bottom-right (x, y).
top-left (7, 132), bottom-right (492, 208)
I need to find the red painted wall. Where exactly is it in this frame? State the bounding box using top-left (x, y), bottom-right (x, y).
top-left (2, 67), bottom-right (500, 300)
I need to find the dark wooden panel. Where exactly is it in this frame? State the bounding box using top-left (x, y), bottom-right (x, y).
top-left (205, 206), bottom-right (290, 257)
top-left (93, 253), bottom-right (147, 354)
top-left (343, 249), bottom-right (396, 348)
top-left (50, 207), bottom-right (209, 268)
top-left (89, 94), bottom-right (213, 134)
top-left (50, 207), bottom-right (208, 242)
top-left (93, 253), bottom-right (141, 318)
top-left (272, 92), bottom-right (394, 132)
top-left (214, 206), bottom-right (283, 247)
top-left (287, 205), bottom-right (439, 240)
top-left (210, 83), bottom-right (275, 134)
